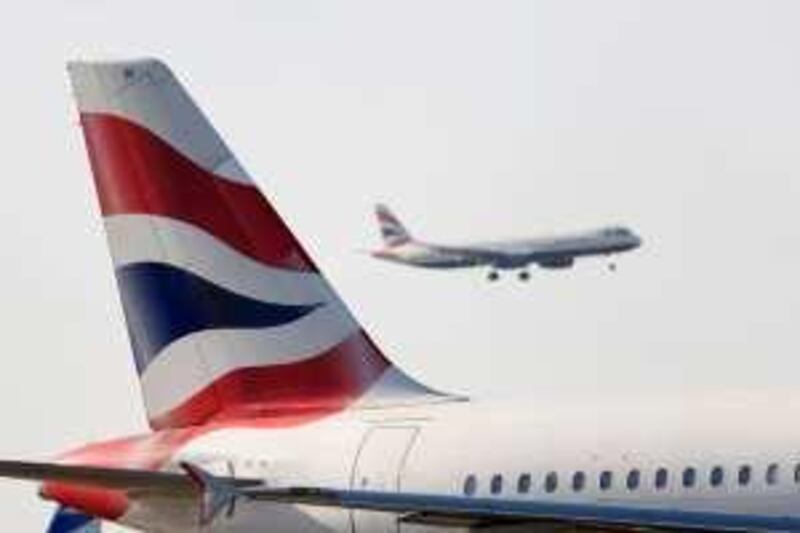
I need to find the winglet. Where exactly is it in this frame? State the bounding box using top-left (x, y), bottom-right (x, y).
top-left (180, 462), bottom-right (239, 526)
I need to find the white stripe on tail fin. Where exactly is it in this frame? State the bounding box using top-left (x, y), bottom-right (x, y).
top-left (67, 59), bottom-right (447, 430)
top-left (375, 204), bottom-right (412, 247)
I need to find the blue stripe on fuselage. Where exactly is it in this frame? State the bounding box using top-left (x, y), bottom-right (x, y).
top-left (116, 262), bottom-right (321, 373)
top-left (47, 506), bottom-right (100, 533)
top-left (337, 490), bottom-right (800, 531)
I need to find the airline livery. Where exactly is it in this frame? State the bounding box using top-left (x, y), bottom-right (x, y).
top-left (2, 59), bottom-right (800, 532)
top-left (371, 204), bottom-right (642, 281)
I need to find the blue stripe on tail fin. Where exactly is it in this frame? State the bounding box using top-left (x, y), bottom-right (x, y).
top-left (116, 262), bottom-right (321, 373)
top-left (375, 204), bottom-right (412, 247)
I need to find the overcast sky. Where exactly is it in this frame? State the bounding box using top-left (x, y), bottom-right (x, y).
top-left (2, 1), bottom-right (800, 530)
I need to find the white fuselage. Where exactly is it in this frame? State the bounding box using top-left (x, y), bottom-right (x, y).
top-left (119, 396), bottom-right (800, 532)
top-left (372, 228), bottom-right (641, 271)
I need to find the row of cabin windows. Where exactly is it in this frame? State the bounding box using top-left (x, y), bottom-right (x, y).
top-left (463, 463), bottom-right (800, 496)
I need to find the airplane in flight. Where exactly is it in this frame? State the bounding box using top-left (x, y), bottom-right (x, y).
top-left (1, 59), bottom-right (800, 533)
top-left (370, 204), bottom-right (642, 281)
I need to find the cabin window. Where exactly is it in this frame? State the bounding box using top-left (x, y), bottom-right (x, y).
top-left (626, 469), bottom-right (640, 490)
top-left (490, 474), bottom-right (503, 495)
top-left (738, 465), bottom-right (751, 486)
top-left (544, 471), bottom-right (558, 493)
top-left (654, 467), bottom-right (668, 490)
top-left (517, 473), bottom-right (531, 494)
top-left (599, 470), bottom-right (613, 491)
top-left (682, 467), bottom-right (696, 488)
top-left (710, 466), bottom-right (724, 487)
top-left (572, 471), bottom-right (586, 492)
top-left (463, 475), bottom-right (477, 496)
top-left (766, 464), bottom-right (779, 485)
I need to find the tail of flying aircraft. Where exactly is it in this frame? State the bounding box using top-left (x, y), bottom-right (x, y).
top-left (67, 59), bottom-right (444, 431)
top-left (375, 204), bottom-right (412, 247)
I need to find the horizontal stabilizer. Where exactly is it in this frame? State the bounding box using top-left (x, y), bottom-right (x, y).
top-left (0, 460), bottom-right (258, 496)
top-left (0, 460), bottom-right (192, 493)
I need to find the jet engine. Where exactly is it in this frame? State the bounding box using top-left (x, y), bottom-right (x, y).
top-left (538, 257), bottom-right (575, 269)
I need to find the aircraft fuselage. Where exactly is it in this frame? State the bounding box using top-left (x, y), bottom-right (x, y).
top-left (67, 398), bottom-right (800, 532)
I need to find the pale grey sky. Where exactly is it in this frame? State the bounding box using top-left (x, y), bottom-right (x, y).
top-left (2, 1), bottom-right (800, 530)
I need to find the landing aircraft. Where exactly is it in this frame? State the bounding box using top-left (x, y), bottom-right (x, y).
top-left (371, 204), bottom-right (642, 281)
top-left (1, 59), bottom-right (800, 532)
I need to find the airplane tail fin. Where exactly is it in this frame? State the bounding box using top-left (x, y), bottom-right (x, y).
top-left (375, 204), bottom-right (412, 247)
top-left (67, 59), bottom-right (446, 431)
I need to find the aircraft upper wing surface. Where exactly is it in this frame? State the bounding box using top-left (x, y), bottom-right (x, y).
top-left (2, 460), bottom-right (794, 532)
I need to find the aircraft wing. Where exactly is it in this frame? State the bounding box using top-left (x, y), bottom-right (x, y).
top-left (435, 241), bottom-right (546, 268)
top-left (440, 233), bottom-right (585, 265)
top-left (2, 460), bottom-right (790, 531)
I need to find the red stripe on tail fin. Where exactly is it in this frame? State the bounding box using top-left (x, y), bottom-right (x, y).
top-left (81, 112), bottom-right (315, 272)
top-left (68, 59), bottom-right (448, 430)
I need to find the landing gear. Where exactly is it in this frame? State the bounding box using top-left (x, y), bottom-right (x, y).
top-left (608, 262), bottom-right (617, 272)
top-left (487, 270), bottom-right (500, 282)
top-left (518, 270), bottom-right (531, 282)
